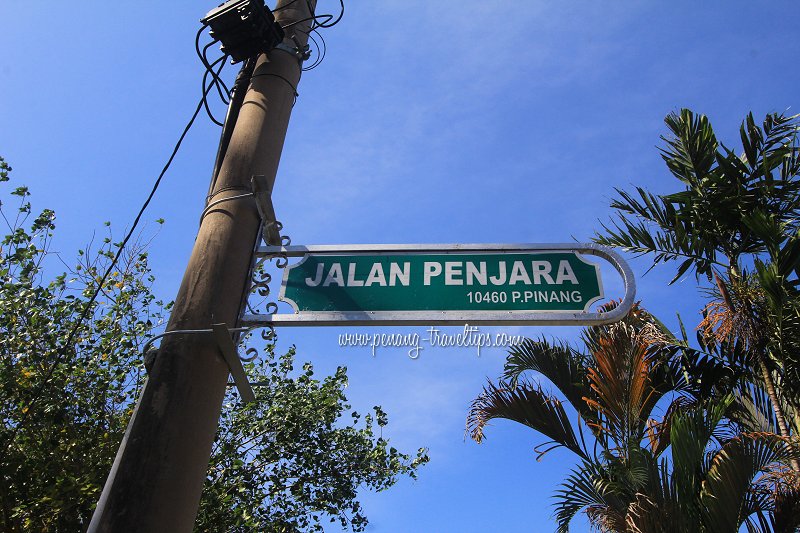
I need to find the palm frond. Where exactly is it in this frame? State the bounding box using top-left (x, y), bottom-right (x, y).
top-left (670, 346), bottom-right (741, 399)
top-left (669, 396), bottom-right (732, 519)
top-left (645, 396), bottom-right (698, 458)
top-left (701, 432), bottom-right (800, 531)
top-left (467, 380), bottom-right (589, 461)
top-left (730, 385), bottom-right (779, 434)
top-left (594, 207), bottom-right (720, 283)
top-left (740, 509), bottom-right (774, 533)
top-left (625, 492), bottom-right (677, 533)
top-left (502, 338), bottom-right (590, 416)
top-left (585, 325), bottom-right (654, 447)
top-left (772, 486), bottom-right (800, 533)
top-left (595, 110), bottom-right (800, 287)
top-left (553, 461), bottom-right (626, 533)
top-left (582, 300), bottom-right (663, 350)
top-left (660, 109), bottom-right (719, 184)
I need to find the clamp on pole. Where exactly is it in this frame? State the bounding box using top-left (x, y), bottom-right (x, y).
top-left (274, 35), bottom-right (311, 62)
top-left (251, 175), bottom-right (282, 246)
top-left (141, 325), bottom-right (256, 403)
top-left (212, 323), bottom-right (256, 403)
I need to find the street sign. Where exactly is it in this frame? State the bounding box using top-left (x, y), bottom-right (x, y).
top-left (283, 251), bottom-right (601, 312)
top-left (242, 243), bottom-right (635, 326)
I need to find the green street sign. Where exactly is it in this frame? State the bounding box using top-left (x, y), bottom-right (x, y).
top-left (241, 244), bottom-right (635, 327)
top-left (281, 251), bottom-right (602, 313)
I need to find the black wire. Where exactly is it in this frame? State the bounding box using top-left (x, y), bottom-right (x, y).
top-left (196, 24), bottom-right (212, 69)
top-left (275, 0), bottom-right (340, 72)
top-left (249, 72), bottom-right (299, 106)
top-left (196, 27), bottom-right (232, 113)
top-left (301, 27), bottom-right (326, 71)
top-left (202, 55), bottom-right (229, 126)
top-left (207, 57), bottom-right (257, 202)
top-left (1, 79), bottom-right (216, 458)
top-left (313, 0), bottom-right (344, 29)
top-left (195, 26), bottom-right (236, 128)
top-left (203, 42), bottom-right (231, 105)
top-left (281, 0), bottom-right (344, 32)
top-left (281, 16), bottom-right (318, 30)
top-left (195, 26), bottom-right (232, 106)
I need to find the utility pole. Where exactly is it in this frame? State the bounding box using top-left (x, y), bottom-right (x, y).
top-left (89, 1), bottom-right (316, 530)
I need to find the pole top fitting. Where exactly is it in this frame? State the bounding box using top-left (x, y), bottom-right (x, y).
top-left (274, 35), bottom-right (311, 62)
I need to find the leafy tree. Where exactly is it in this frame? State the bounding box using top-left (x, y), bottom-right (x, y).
top-left (0, 156), bottom-right (162, 531)
top-left (197, 347), bottom-right (427, 532)
top-left (594, 109), bottom-right (800, 466)
top-left (467, 303), bottom-right (798, 532)
top-left (0, 156), bottom-right (427, 532)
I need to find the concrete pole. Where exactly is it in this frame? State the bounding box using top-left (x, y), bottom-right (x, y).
top-left (89, 1), bottom-right (316, 530)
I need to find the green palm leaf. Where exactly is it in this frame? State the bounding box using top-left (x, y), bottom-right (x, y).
top-left (730, 385), bottom-right (778, 434)
top-left (660, 109), bottom-right (718, 183)
top-left (553, 461), bottom-right (626, 533)
top-left (467, 380), bottom-right (589, 461)
top-left (595, 109), bottom-right (800, 284)
top-left (668, 396), bottom-right (732, 522)
top-left (502, 338), bottom-right (592, 421)
top-left (701, 432), bottom-right (800, 531)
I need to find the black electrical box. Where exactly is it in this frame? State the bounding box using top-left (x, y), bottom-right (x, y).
top-left (201, 0), bottom-right (285, 63)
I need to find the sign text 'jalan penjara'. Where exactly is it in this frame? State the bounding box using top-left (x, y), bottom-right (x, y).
top-left (280, 251), bottom-right (603, 313)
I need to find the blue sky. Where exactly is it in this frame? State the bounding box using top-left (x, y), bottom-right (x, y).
top-left (2, 1), bottom-right (799, 531)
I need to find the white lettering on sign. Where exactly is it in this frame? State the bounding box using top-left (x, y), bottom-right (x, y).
top-left (389, 262), bottom-right (411, 286)
top-left (445, 262), bottom-right (463, 286)
top-left (347, 263), bottom-right (364, 287)
top-left (424, 262), bottom-right (442, 285)
top-left (556, 260), bottom-right (578, 284)
top-left (509, 261), bottom-right (531, 285)
top-left (306, 259), bottom-right (583, 288)
top-left (323, 263), bottom-right (345, 287)
top-left (365, 263), bottom-right (387, 287)
top-left (530, 261), bottom-right (555, 284)
top-left (466, 262), bottom-right (487, 285)
top-left (305, 263), bottom-right (324, 287)
top-left (508, 290), bottom-right (583, 303)
top-left (490, 261), bottom-right (506, 285)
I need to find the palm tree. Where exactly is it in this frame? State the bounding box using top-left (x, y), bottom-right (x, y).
top-left (594, 109), bottom-right (800, 462)
top-left (468, 303), bottom-right (673, 530)
top-left (596, 109), bottom-right (800, 283)
top-left (467, 303), bottom-right (799, 531)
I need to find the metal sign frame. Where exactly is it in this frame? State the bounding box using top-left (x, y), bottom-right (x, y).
top-left (241, 243), bottom-right (635, 327)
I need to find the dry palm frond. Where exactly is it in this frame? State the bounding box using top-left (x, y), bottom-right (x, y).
top-left (637, 321), bottom-right (672, 348)
top-left (583, 324), bottom-right (664, 450)
top-left (625, 493), bottom-right (673, 533)
top-left (699, 272), bottom-right (768, 353)
top-left (585, 504), bottom-right (627, 533)
top-left (755, 449), bottom-right (800, 488)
